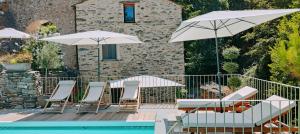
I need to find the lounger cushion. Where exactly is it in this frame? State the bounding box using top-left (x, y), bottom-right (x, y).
top-left (177, 86), bottom-right (258, 108)
top-left (244, 95), bottom-right (296, 126)
top-left (222, 86), bottom-right (257, 106)
top-left (177, 99), bottom-right (222, 108)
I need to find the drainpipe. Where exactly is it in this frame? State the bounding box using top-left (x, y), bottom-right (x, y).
top-left (72, 4), bottom-right (80, 76)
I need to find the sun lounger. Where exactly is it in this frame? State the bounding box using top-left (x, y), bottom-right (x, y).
top-left (119, 80), bottom-right (140, 112)
top-left (179, 95), bottom-right (298, 133)
top-left (177, 86), bottom-right (258, 112)
top-left (77, 82), bottom-right (107, 113)
top-left (43, 80), bottom-right (76, 113)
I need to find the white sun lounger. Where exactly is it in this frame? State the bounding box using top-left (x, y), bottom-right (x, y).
top-left (43, 80), bottom-right (76, 113)
top-left (180, 95), bottom-right (298, 133)
top-left (119, 80), bottom-right (140, 112)
top-left (177, 86), bottom-right (258, 112)
top-left (77, 82), bottom-right (107, 113)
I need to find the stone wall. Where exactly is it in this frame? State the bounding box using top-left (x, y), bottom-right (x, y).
top-left (4, 0), bottom-right (86, 69)
top-left (0, 71), bottom-right (41, 109)
top-left (76, 0), bottom-right (185, 77)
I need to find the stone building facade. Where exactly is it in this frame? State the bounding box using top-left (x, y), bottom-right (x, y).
top-left (2, 0), bottom-right (86, 69)
top-left (76, 0), bottom-right (184, 77)
top-left (2, 0), bottom-right (185, 76)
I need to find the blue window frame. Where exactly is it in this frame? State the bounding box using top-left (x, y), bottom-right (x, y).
top-left (124, 3), bottom-right (135, 23)
top-left (102, 44), bottom-right (117, 60)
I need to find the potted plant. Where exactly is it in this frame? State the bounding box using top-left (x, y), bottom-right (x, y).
top-left (0, 52), bottom-right (32, 72)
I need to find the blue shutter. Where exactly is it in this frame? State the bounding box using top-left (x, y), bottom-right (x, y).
top-left (102, 44), bottom-right (117, 60)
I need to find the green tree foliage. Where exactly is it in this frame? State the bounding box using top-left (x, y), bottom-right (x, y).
top-left (37, 43), bottom-right (62, 76)
top-left (24, 24), bottom-right (62, 74)
top-left (269, 13), bottom-right (300, 85)
top-left (222, 46), bottom-right (240, 60)
top-left (223, 62), bottom-right (239, 74)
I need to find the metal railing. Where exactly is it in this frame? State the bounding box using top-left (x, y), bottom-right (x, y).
top-left (38, 74), bottom-right (241, 104)
top-left (2, 74), bottom-right (299, 104)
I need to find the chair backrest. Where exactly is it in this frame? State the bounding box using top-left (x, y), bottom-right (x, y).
top-left (222, 86), bottom-right (258, 106)
top-left (51, 80), bottom-right (76, 100)
top-left (84, 82), bottom-right (106, 101)
top-left (121, 80), bottom-right (140, 100)
top-left (243, 95), bottom-right (296, 126)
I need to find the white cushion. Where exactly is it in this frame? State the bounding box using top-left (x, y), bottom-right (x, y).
top-left (177, 86), bottom-right (258, 108)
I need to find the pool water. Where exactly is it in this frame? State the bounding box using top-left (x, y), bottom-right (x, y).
top-left (0, 121), bottom-right (155, 134)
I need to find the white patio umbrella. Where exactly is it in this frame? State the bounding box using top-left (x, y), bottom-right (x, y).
top-left (41, 30), bottom-right (143, 80)
top-left (170, 9), bottom-right (300, 100)
top-left (109, 75), bottom-right (184, 88)
top-left (0, 28), bottom-right (31, 39)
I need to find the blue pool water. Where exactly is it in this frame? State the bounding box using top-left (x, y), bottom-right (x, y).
top-left (0, 121), bottom-right (155, 134)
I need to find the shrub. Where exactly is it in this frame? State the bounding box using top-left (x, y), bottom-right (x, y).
top-left (228, 76), bottom-right (242, 89)
top-left (176, 88), bottom-right (188, 98)
top-left (223, 62), bottom-right (239, 74)
top-left (222, 46), bottom-right (240, 60)
top-left (0, 52), bottom-right (32, 64)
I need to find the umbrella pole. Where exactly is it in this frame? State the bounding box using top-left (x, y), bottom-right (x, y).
top-left (214, 21), bottom-right (223, 111)
top-left (97, 40), bottom-right (100, 81)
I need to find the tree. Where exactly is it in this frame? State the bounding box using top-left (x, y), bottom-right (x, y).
top-left (222, 46), bottom-right (242, 89)
top-left (269, 13), bottom-right (300, 85)
top-left (24, 23), bottom-right (62, 78)
top-left (24, 24), bottom-right (58, 70)
top-left (36, 43), bottom-right (62, 77)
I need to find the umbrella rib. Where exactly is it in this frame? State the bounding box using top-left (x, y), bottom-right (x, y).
top-left (170, 21), bottom-right (200, 41)
top-left (174, 21), bottom-right (199, 33)
top-left (190, 25), bottom-right (214, 30)
top-left (216, 19), bottom-right (231, 29)
top-left (236, 18), bottom-right (257, 26)
top-left (219, 20), bottom-right (234, 36)
top-left (218, 19), bottom-right (243, 29)
top-left (209, 21), bottom-right (215, 30)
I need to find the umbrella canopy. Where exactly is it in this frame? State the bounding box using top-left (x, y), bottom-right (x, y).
top-left (0, 28), bottom-right (31, 39)
top-left (41, 30), bottom-right (143, 80)
top-left (109, 75), bottom-right (185, 88)
top-left (170, 9), bottom-right (300, 42)
top-left (40, 30), bottom-right (143, 45)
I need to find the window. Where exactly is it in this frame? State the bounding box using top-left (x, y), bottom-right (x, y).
top-left (123, 3), bottom-right (135, 23)
top-left (102, 44), bottom-right (117, 60)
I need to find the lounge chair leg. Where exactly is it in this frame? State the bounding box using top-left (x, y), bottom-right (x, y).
top-left (77, 102), bottom-right (82, 113)
top-left (43, 100), bottom-right (50, 113)
top-left (96, 101), bottom-right (102, 114)
top-left (61, 100), bottom-right (68, 114)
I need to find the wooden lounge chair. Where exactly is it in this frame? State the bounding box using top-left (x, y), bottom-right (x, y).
top-left (177, 86), bottom-right (258, 112)
top-left (43, 80), bottom-right (76, 113)
top-left (179, 95), bottom-right (298, 133)
top-left (119, 80), bottom-right (140, 112)
top-left (77, 82), bottom-right (107, 113)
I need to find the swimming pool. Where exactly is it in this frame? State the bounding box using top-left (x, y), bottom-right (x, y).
top-left (0, 121), bottom-right (155, 134)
